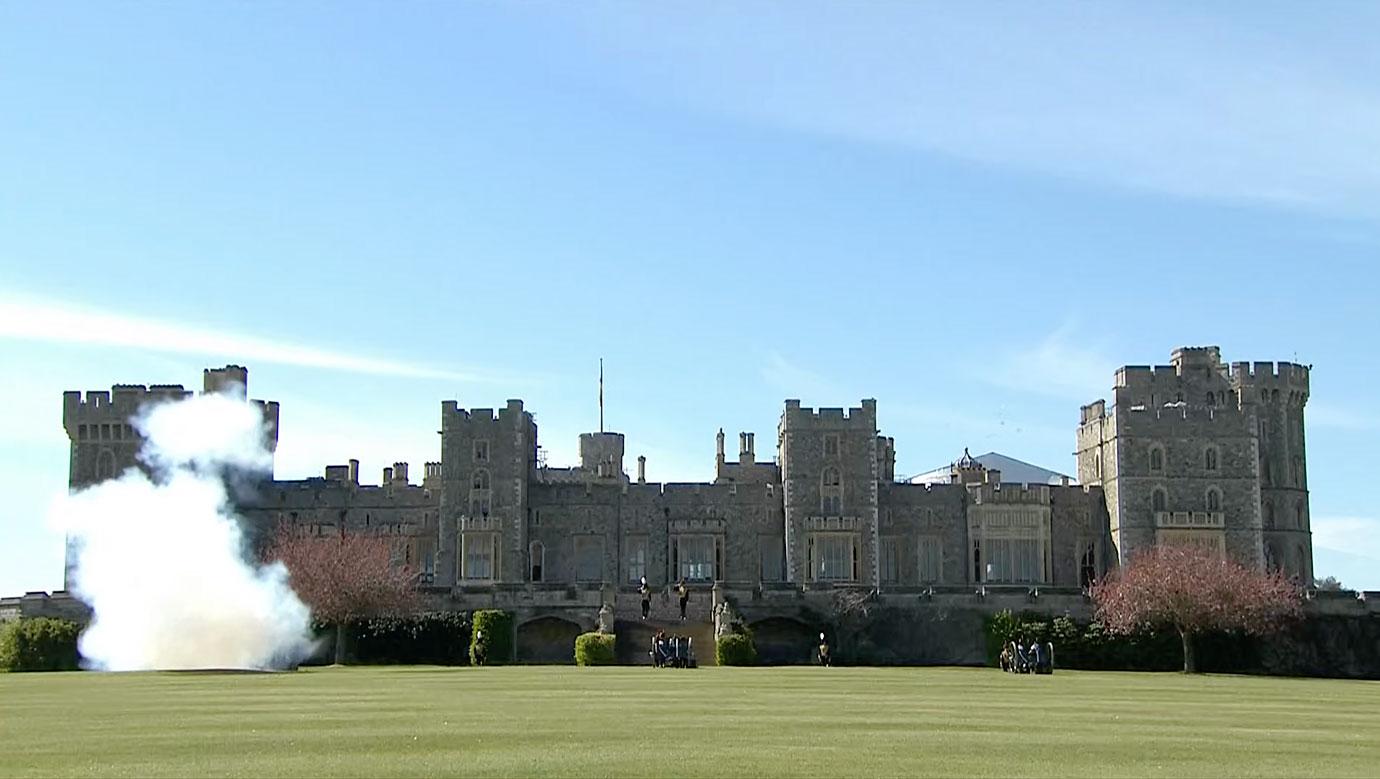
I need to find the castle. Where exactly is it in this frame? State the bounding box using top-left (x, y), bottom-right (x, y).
top-left (47, 347), bottom-right (1316, 663)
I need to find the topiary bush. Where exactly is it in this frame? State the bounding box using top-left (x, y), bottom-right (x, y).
top-left (716, 632), bottom-right (757, 666)
top-left (574, 632), bottom-right (617, 666)
top-left (0, 618), bottom-right (82, 672)
top-left (470, 609), bottom-right (513, 666)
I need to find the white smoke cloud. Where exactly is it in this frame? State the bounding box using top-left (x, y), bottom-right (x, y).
top-left (53, 391), bottom-right (314, 671)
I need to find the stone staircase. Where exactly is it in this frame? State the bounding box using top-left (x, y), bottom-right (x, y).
top-left (611, 588), bottom-right (716, 665)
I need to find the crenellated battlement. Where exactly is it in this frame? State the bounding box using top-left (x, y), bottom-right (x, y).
top-left (441, 399), bottom-right (529, 431)
top-left (780, 398), bottom-right (877, 430)
top-left (1230, 361), bottom-right (1311, 398)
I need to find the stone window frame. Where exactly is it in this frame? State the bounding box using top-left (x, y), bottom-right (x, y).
top-left (625, 535), bottom-right (648, 584)
top-left (1205, 486), bottom-right (1222, 512)
top-left (469, 469), bottom-right (492, 517)
top-left (573, 535), bottom-right (605, 583)
top-left (879, 535), bottom-right (902, 585)
top-left (820, 467), bottom-right (843, 515)
top-left (1078, 540), bottom-right (1098, 589)
top-left (823, 434), bottom-right (840, 457)
top-left (1151, 486), bottom-right (1168, 513)
top-left (808, 532), bottom-right (858, 582)
top-left (529, 540), bottom-right (545, 582)
top-left (1149, 444), bottom-right (1165, 473)
top-left (917, 535), bottom-right (942, 584)
top-left (95, 449), bottom-right (116, 481)
top-left (1204, 445), bottom-right (1219, 472)
top-left (473, 439), bottom-right (489, 463)
top-left (460, 533), bottom-right (497, 581)
top-left (672, 533), bottom-right (718, 582)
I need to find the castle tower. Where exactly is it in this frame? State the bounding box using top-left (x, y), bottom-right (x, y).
top-left (1231, 359), bottom-right (1312, 580)
top-left (1076, 347), bottom-right (1310, 577)
top-left (60, 366), bottom-right (279, 587)
top-left (436, 399), bottom-right (536, 586)
top-left (778, 399), bottom-right (881, 586)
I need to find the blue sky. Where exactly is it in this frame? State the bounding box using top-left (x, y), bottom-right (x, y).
top-left (3, 3), bottom-right (1378, 593)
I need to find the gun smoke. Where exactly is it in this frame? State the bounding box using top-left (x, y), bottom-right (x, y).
top-left (53, 391), bottom-right (314, 670)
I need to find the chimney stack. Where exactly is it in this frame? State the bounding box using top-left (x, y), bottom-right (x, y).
top-left (637, 455), bottom-right (646, 484)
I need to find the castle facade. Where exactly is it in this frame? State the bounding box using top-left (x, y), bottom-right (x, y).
top-left (55, 347), bottom-right (1314, 661)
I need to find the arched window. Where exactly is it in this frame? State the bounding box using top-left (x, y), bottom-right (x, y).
top-left (1079, 542), bottom-right (1097, 589)
top-left (1295, 501), bottom-right (1304, 530)
top-left (821, 467), bottom-right (843, 515)
top-left (1204, 446), bottom-right (1218, 471)
top-left (529, 541), bottom-right (544, 582)
top-left (1206, 392), bottom-right (1216, 407)
top-left (472, 470), bottom-right (490, 491)
top-left (1152, 488), bottom-right (1167, 513)
top-left (96, 450), bottom-right (116, 481)
top-left (1149, 446), bottom-right (1164, 473)
top-left (1093, 451), bottom-right (1102, 481)
top-left (1265, 503), bottom-right (1275, 529)
top-left (1264, 544), bottom-right (1278, 572)
top-left (1206, 487), bottom-right (1222, 512)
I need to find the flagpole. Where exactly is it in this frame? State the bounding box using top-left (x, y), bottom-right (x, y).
top-left (599, 358), bottom-right (604, 433)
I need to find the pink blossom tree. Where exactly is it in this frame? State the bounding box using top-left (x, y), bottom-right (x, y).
top-left (267, 525), bottom-right (418, 664)
top-left (1091, 544), bottom-right (1301, 673)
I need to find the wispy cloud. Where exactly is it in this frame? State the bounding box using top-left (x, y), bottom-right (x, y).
top-left (1311, 516), bottom-right (1380, 562)
top-left (559, 4), bottom-right (1380, 219)
top-left (0, 295), bottom-right (480, 382)
top-left (986, 323), bottom-right (1116, 402)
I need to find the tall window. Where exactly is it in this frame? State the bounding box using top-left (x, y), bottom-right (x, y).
top-left (1152, 488), bottom-right (1167, 513)
top-left (1149, 446), bottom-right (1164, 473)
top-left (574, 536), bottom-right (604, 582)
top-left (462, 534), bottom-right (495, 580)
top-left (823, 434), bottom-right (839, 456)
top-left (96, 450), bottom-right (116, 481)
top-left (473, 440), bottom-right (489, 462)
top-left (821, 467), bottom-right (842, 515)
top-left (1205, 446), bottom-right (1219, 471)
top-left (675, 535), bottom-right (716, 582)
top-left (469, 469), bottom-right (491, 516)
top-left (1079, 542), bottom-right (1097, 588)
top-left (982, 538), bottom-right (1044, 583)
top-left (809, 533), bottom-right (857, 581)
top-left (1093, 451), bottom-right (1102, 481)
top-left (1295, 501), bottom-right (1304, 530)
top-left (759, 535), bottom-right (784, 582)
top-left (880, 536), bottom-right (900, 584)
top-left (625, 536), bottom-right (647, 583)
top-left (918, 537), bottom-right (942, 583)
top-left (1265, 503), bottom-right (1275, 528)
top-left (529, 541), bottom-right (544, 582)
top-left (1206, 487), bottom-right (1222, 512)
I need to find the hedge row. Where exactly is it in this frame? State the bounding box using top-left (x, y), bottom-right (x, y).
top-left (0, 618), bottom-right (82, 672)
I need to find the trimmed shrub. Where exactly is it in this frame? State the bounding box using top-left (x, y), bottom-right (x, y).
top-left (0, 618), bottom-right (82, 672)
top-left (716, 633), bottom-right (757, 666)
top-left (470, 609), bottom-right (513, 666)
top-left (574, 632), bottom-right (617, 666)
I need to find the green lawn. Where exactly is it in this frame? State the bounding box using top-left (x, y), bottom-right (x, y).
top-left (1, 666), bottom-right (1377, 778)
